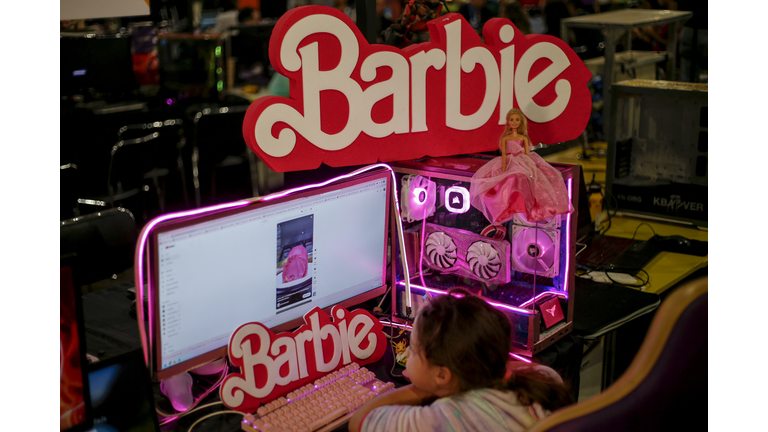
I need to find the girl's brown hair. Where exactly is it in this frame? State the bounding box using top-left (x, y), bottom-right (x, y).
top-left (413, 288), bottom-right (572, 411)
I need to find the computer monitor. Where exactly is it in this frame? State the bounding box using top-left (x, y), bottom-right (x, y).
top-left (60, 34), bottom-right (137, 100)
top-left (146, 168), bottom-right (392, 381)
top-left (228, 22), bottom-right (277, 87)
top-left (84, 350), bottom-right (161, 432)
top-left (61, 266), bottom-right (93, 431)
top-left (199, 10), bottom-right (220, 30)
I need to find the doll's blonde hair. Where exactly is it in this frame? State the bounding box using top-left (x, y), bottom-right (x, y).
top-left (499, 108), bottom-right (530, 148)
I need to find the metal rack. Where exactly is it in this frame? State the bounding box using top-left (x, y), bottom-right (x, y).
top-left (560, 9), bottom-right (693, 142)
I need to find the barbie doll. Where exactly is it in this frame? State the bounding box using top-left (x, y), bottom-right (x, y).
top-left (470, 108), bottom-right (569, 224)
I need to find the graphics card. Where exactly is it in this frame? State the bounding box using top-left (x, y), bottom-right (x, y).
top-left (422, 223), bottom-right (511, 285)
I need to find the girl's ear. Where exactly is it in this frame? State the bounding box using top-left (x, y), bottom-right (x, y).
top-left (433, 365), bottom-right (460, 395)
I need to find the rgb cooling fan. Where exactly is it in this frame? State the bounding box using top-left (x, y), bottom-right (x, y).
top-left (401, 175), bottom-right (437, 222)
top-left (467, 241), bottom-right (503, 280)
top-left (422, 224), bottom-right (510, 285)
top-left (510, 225), bottom-right (560, 278)
top-left (512, 213), bottom-right (561, 230)
top-left (425, 231), bottom-right (458, 269)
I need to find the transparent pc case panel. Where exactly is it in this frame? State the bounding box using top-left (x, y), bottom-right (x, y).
top-left (390, 159), bottom-right (578, 357)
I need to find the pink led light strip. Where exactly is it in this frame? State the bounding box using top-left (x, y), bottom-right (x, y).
top-left (510, 353), bottom-right (532, 363)
top-left (397, 282), bottom-right (537, 315)
top-left (518, 291), bottom-right (568, 309)
top-left (134, 163), bottom-right (412, 367)
top-left (565, 178), bottom-right (572, 295)
top-left (379, 316), bottom-right (532, 362)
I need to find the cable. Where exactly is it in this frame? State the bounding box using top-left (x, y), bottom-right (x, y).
top-left (631, 222), bottom-right (657, 240)
top-left (379, 317), bottom-right (410, 379)
top-left (582, 262), bottom-right (651, 288)
top-left (185, 401), bottom-right (224, 415)
top-left (375, 286), bottom-right (391, 310)
top-left (418, 177), bottom-right (431, 293)
top-left (596, 187), bottom-right (619, 237)
top-left (187, 410), bottom-right (245, 432)
top-left (160, 401), bottom-right (225, 426)
top-left (604, 267), bottom-right (650, 288)
top-left (389, 326), bottom-right (405, 379)
top-left (157, 364), bottom-right (229, 423)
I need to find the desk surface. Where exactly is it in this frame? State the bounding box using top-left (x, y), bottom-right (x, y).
top-left (561, 9), bottom-right (693, 28)
top-left (542, 141), bottom-right (608, 186)
top-left (542, 143), bottom-right (707, 295)
top-left (600, 215), bottom-right (707, 295)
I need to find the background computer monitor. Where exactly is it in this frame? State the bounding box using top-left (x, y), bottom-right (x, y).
top-left (84, 350), bottom-right (161, 432)
top-left (199, 10), bottom-right (220, 31)
top-left (61, 266), bottom-right (93, 431)
top-left (228, 22), bottom-right (277, 87)
top-left (147, 168), bottom-right (392, 381)
top-left (60, 34), bottom-right (137, 100)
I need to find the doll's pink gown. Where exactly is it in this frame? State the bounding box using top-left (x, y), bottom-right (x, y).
top-left (470, 139), bottom-right (569, 224)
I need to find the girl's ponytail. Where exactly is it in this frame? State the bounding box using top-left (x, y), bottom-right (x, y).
top-left (498, 365), bottom-right (573, 412)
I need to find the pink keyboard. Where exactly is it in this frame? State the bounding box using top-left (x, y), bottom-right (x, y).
top-left (241, 363), bottom-right (396, 432)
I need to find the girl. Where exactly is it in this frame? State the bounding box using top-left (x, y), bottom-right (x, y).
top-left (348, 288), bottom-right (572, 432)
top-left (469, 108), bottom-right (570, 224)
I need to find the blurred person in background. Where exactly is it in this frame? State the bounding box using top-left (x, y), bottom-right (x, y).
top-left (543, 0), bottom-right (572, 40)
top-left (459, 0), bottom-right (494, 35)
top-left (210, 0), bottom-right (240, 34)
top-left (499, 1), bottom-right (532, 35)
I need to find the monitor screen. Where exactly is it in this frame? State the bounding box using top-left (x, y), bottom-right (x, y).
top-left (84, 350), bottom-right (160, 432)
top-left (148, 169), bottom-right (391, 381)
top-left (60, 34), bottom-right (136, 99)
top-left (199, 10), bottom-right (219, 30)
top-left (229, 22), bottom-right (276, 86)
top-left (61, 266), bottom-right (92, 431)
top-left (157, 34), bottom-right (223, 100)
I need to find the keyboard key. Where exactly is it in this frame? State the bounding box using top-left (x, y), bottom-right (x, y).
top-left (241, 366), bottom-right (395, 432)
top-left (308, 407), bottom-right (348, 431)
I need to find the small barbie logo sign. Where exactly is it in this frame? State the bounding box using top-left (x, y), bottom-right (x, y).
top-left (220, 305), bottom-right (387, 412)
top-left (243, 6), bottom-right (591, 172)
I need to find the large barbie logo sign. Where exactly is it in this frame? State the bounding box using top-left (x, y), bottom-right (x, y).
top-left (220, 306), bottom-right (386, 412)
top-left (244, 6), bottom-right (592, 172)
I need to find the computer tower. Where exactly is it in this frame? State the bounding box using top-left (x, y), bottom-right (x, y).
top-left (607, 79), bottom-right (708, 227)
top-left (157, 34), bottom-right (225, 101)
top-left (389, 155), bottom-right (579, 357)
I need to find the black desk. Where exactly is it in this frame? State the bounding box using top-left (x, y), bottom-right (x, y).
top-left (571, 278), bottom-right (661, 390)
